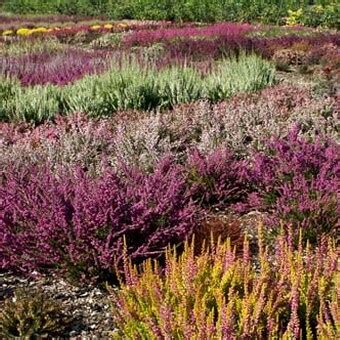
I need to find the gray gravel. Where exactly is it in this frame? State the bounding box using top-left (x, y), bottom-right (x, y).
top-left (0, 271), bottom-right (116, 339)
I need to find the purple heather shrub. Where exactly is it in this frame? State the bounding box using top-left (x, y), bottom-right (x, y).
top-left (0, 126), bottom-right (338, 281)
top-left (253, 33), bottom-right (340, 58)
top-left (165, 34), bottom-right (255, 62)
top-left (123, 23), bottom-right (255, 64)
top-left (0, 158), bottom-right (198, 282)
top-left (121, 24), bottom-right (339, 64)
top-left (186, 148), bottom-right (248, 207)
top-left (123, 22), bottom-right (253, 47)
top-left (0, 48), bottom-right (112, 86)
top-left (234, 128), bottom-right (340, 242)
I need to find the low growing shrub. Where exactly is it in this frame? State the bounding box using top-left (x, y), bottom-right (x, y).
top-left (0, 159), bottom-right (198, 282)
top-left (1, 130), bottom-right (337, 281)
top-left (0, 288), bottom-right (71, 338)
top-left (0, 48), bottom-right (112, 86)
top-left (2, 83), bottom-right (337, 173)
top-left (206, 53), bottom-right (276, 102)
top-left (111, 228), bottom-right (338, 339)
top-left (0, 54), bottom-right (275, 122)
top-left (234, 128), bottom-right (340, 243)
top-left (186, 148), bottom-right (248, 207)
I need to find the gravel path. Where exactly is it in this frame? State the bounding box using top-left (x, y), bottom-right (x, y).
top-left (0, 271), bottom-right (115, 339)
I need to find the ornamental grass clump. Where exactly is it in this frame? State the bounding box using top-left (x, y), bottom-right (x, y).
top-left (111, 227), bottom-right (338, 339)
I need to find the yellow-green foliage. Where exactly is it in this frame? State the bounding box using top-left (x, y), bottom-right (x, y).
top-left (0, 288), bottom-right (71, 338)
top-left (111, 227), bottom-right (338, 339)
top-left (286, 8), bottom-right (304, 26)
top-left (16, 28), bottom-right (32, 36)
top-left (0, 54), bottom-right (275, 123)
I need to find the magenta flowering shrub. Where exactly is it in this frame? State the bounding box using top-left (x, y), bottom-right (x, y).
top-left (0, 129), bottom-right (338, 280)
top-left (123, 23), bottom-right (255, 62)
top-left (123, 22), bottom-right (252, 47)
top-left (186, 148), bottom-right (248, 207)
top-left (0, 48), bottom-right (112, 86)
top-left (253, 34), bottom-right (340, 58)
top-left (121, 23), bottom-right (339, 63)
top-left (165, 35), bottom-right (255, 62)
top-left (0, 159), bottom-right (198, 281)
top-left (234, 129), bottom-right (340, 241)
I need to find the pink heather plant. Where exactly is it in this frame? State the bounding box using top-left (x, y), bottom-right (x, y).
top-left (0, 116), bottom-right (116, 176)
top-left (234, 128), bottom-right (340, 242)
top-left (0, 130), bottom-right (338, 281)
top-left (0, 48), bottom-right (112, 86)
top-left (186, 148), bottom-right (248, 207)
top-left (0, 159), bottom-right (198, 282)
top-left (121, 24), bottom-right (339, 63)
top-left (123, 22), bottom-right (253, 47)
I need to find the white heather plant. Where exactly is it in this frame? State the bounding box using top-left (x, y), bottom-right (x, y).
top-left (0, 84), bottom-right (338, 173)
top-left (108, 84), bottom-right (338, 167)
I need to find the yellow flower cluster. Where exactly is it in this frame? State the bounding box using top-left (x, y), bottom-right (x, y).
top-left (90, 23), bottom-right (128, 30)
top-left (286, 8), bottom-right (304, 26)
top-left (2, 29), bottom-right (14, 36)
top-left (2, 27), bottom-right (51, 37)
top-left (1, 23), bottom-right (128, 37)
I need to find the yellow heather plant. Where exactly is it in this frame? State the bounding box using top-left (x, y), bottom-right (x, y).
top-left (30, 27), bottom-right (48, 34)
top-left (2, 30), bottom-right (14, 36)
top-left (111, 226), bottom-right (338, 339)
top-left (91, 25), bottom-right (102, 30)
top-left (16, 28), bottom-right (32, 36)
top-left (104, 24), bottom-right (114, 29)
top-left (286, 8), bottom-right (304, 26)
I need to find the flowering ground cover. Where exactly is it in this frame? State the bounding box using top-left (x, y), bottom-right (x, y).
top-left (0, 48), bottom-right (112, 86)
top-left (0, 13), bottom-right (339, 339)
